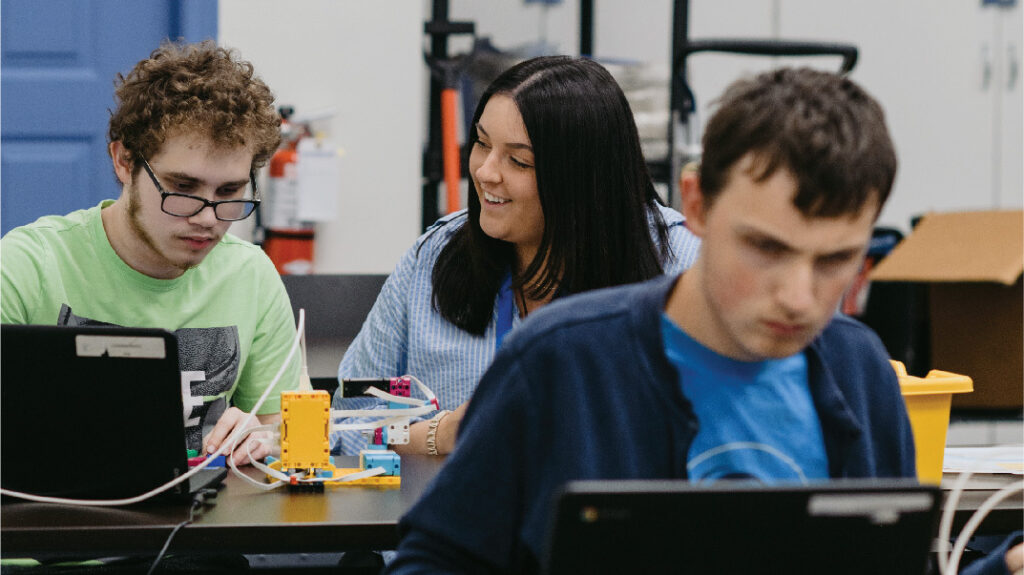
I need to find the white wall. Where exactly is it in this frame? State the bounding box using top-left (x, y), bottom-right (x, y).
top-left (450, 0), bottom-right (1022, 232)
top-left (221, 0), bottom-right (1021, 273)
top-left (220, 0), bottom-right (424, 274)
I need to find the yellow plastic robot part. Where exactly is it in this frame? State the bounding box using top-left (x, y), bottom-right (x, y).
top-left (266, 459), bottom-right (401, 488)
top-left (280, 390), bottom-right (331, 470)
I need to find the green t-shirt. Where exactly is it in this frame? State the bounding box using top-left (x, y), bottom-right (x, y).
top-left (1, 201), bottom-right (301, 450)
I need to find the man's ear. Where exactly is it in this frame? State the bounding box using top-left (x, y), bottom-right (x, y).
top-left (109, 141), bottom-right (134, 186)
top-left (679, 168), bottom-right (708, 238)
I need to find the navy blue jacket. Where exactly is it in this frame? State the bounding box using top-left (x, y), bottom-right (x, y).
top-left (387, 274), bottom-right (917, 574)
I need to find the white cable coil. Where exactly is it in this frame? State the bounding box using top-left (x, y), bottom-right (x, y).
top-left (937, 458), bottom-right (1024, 575)
top-left (329, 377), bottom-right (439, 434)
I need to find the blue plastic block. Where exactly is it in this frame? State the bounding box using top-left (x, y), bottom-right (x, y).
top-left (360, 450), bottom-right (401, 476)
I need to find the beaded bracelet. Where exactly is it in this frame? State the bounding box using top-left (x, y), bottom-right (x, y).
top-left (425, 410), bottom-right (452, 456)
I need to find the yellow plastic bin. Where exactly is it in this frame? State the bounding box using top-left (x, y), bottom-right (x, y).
top-left (892, 360), bottom-right (973, 484)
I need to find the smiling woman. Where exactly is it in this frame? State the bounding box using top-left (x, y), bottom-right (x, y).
top-left (470, 94), bottom-right (544, 274)
top-left (333, 55), bottom-right (703, 456)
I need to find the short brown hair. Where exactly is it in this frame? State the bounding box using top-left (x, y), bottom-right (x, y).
top-left (108, 40), bottom-right (281, 172)
top-left (699, 67), bottom-right (897, 219)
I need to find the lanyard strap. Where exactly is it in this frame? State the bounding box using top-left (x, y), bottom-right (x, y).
top-left (495, 272), bottom-right (516, 351)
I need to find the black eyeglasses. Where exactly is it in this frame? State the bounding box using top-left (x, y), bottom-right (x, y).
top-left (140, 158), bottom-right (260, 222)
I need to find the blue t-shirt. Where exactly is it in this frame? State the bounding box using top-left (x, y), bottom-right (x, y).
top-left (661, 314), bottom-right (828, 483)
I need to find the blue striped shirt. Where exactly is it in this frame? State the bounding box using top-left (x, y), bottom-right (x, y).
top-left (332, 204), bottom-right (701, 454)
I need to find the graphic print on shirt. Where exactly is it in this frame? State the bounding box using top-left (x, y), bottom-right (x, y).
top-left (660, 314), bottom-right (829, 484)
top-left (58, 305), bottom-right (240, 450)
top-left (686, 442), bottom-right (812, 482)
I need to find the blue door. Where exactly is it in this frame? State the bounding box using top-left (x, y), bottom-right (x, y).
top-left (1, 0), bottom-right (217, 235)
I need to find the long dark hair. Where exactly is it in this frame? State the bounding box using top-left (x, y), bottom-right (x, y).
top-left (433, 56), bottom-right (671, 335)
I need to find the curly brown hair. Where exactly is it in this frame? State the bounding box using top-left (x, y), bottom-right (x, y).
top-left (108, 40), bottom-right (281, 173)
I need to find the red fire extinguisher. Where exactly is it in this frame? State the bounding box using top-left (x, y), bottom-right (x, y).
top-left (262, 107), bottom-right (315, 275)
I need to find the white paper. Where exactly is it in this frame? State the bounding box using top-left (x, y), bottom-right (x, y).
top-left (943, 445), bottom-right (1024, 474)
top-left (296, 138), bottom-right (341, 222)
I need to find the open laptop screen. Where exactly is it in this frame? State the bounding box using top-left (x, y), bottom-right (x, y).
top-left (543, 478), bottom-right (940, 575)
top-left (1, 324), bottom-right (199, 501)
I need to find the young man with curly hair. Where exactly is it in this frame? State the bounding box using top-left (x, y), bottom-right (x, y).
top-left (1, 41), bottom-right (299, 465)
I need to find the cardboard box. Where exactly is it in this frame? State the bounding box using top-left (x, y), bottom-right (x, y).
top-left (870, 210), bottom-right (1023, 409)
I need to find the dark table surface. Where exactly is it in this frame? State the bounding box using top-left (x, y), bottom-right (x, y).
top-left (1, 455), bottom-right (444, 559)
top-left (4, 456), bottom-right (1020, 561)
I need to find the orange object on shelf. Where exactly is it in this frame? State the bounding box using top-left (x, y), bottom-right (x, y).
top-left (441, 88), bottom-right (461, 213)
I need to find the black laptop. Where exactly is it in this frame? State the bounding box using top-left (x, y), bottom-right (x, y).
top-left (1, 324), bottom-right (226, 502)
top-left (543, 478), bottom-right (941, 575)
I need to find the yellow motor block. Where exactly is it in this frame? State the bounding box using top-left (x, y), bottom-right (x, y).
top-left (280, 390), bottom-right (332, 470)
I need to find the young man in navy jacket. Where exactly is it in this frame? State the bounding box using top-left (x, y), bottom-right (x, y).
top-left (385, 68), bottom-right (1019, 574)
